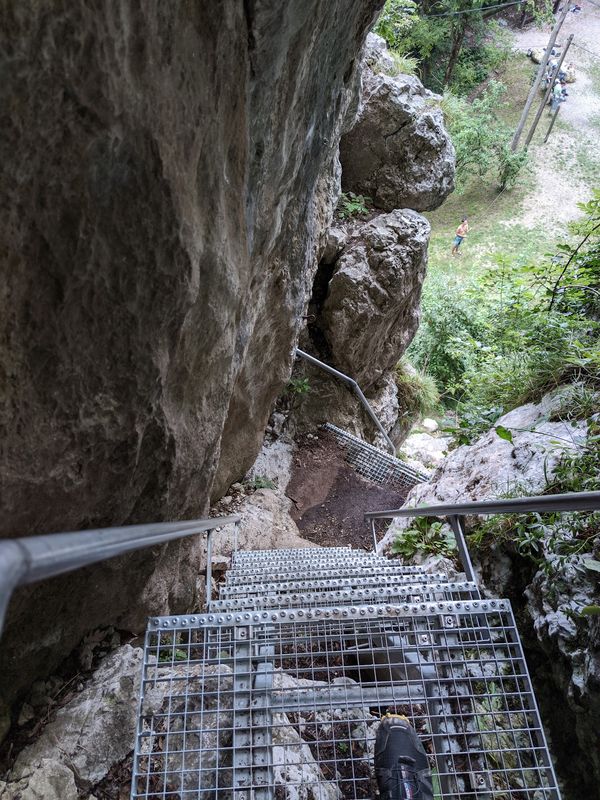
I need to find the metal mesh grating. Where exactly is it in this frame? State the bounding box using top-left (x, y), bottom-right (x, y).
top-left (324, 423), bottom-right (429, 489)
top-left (132, 601), bottom-right (560, 799)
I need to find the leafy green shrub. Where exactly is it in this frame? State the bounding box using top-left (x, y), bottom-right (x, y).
top-left (407, 274), bottom-right (486, 397)
top-left (440, 82), bottom-right (527, 191)
top-left (391, 518), bottom-right (457, 560)
top-left (374, 0), bottom-right (418, 51)
top-left (413, 202), bottom-right (600, 442)
top-left (287, 377), bottom-right (310, 396)
top-left (337, 192), bottom-right (371, 219)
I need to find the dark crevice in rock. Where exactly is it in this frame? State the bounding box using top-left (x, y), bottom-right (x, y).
top-left (306, 255), bottom-right (337, 363)
top-left (243, 0), bottom-right (257, 76)
top-left (382, 118), bottom-right (411, 141)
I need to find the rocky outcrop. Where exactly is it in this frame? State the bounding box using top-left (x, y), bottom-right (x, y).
top-left (340, 35), bottom-right (455, 212)
top-left (321, 210), bottom-right (430, 386)
top-left (292, 210), bottom-right (430, 442)
top-left (380, 389), bottom-right (587, 551)
top-left (0, 646), bottom-right (142, 798)
top-left (289, 34), bottom-right (454, 445)
top-left (525, 558), bottom-right (600, 800)
top-left (400, 430), bottom-right (452, 470)
top-left (0, 0), bottom-right (383, 721)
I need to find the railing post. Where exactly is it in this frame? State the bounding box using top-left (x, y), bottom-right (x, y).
top-left (447, 515), bottom-right (476, 583)
top-left (234, 519), bottom-right (241, 554)
top-left (205, 528), bottom-right (214, 607)
top-left (370, 519), bottom-right (378, 552)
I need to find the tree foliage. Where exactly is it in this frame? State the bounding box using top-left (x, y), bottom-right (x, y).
top-left (409, 192), bottom-right (600, 440)
top-left (441, 81), bottom-right (527, 190)
top-left (375, 0), bottom-right (513, 94)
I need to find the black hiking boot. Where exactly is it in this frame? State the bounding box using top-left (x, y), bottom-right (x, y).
top-left (374, 714), bottom-right (433, 800)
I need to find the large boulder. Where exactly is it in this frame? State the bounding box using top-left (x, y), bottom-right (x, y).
top-left (320, 209), bottom-right (430, 387)
top-left (0, 0), bottom-right (383, 719)
top-left (340, 38), bottom-right (455, 212)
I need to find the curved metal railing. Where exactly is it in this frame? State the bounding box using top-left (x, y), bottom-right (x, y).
top-left (295, 348), bottom-right (396, 454)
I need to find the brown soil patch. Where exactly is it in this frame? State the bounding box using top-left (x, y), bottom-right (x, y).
top-left (286, 431), bottom-right (407, 550)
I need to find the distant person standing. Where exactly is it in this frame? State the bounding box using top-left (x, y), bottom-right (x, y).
top-left (550, 79), bottom-right (563, 112)
top-left (451, 216), bottom-right (469, 256)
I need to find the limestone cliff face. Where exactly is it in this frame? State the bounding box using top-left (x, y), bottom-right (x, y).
top-left (0, 0), bottom-right (382, 717)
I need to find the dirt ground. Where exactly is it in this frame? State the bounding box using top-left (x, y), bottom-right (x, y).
top-left (286, 431), bottom-right (407, 550)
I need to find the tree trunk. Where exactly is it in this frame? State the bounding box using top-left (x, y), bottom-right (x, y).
top-left (443, 23), bottom-right (466, 87)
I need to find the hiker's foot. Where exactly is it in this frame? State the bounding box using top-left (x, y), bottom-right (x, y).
top-left (374, 715), bottom-right (433, 800)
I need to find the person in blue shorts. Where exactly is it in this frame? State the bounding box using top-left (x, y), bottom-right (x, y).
top-left (451, 216), bottom-right (469, 256)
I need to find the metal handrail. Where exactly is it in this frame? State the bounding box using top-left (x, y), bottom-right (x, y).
top-left (364, 490), bottom-right (600, 520)
top-left (365, 491), bottom-right (600, 582)
top-left (0, 514), bottom-right (241, 636)
top-left (295, 348), bottom-right (396, 455)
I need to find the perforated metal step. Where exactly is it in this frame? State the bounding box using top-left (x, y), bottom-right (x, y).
top-left (132, 600), bottom-right (560, 799)
top-left (224, 564), bottom-right (439, 586)
top-left (226, 558), bottom-right (391, 578)
top-left (209, 580), bottom-right (481, 611)
top-left (218, 572), bottom-right (451, 598)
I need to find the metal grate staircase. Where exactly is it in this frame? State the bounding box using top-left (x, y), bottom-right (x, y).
top-left (131, 546), bottom-right (561, 799)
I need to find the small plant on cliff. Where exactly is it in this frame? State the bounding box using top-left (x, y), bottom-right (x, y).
top-left (391, 517), bottom-right (456, 560)
top-left (246, 474), bottom-right (276, 491)
top-left (337, 192), bottom-right (371, 219)
top-left (287, 377), bottom-right (310, 396)
top-left (380, 52), bottom-right (420, 78)
top-left (395, 359), bottom-right (440, 417)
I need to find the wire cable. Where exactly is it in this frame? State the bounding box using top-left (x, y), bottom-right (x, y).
top-left (571, 41), bottom-right (600, 59)
top-left (421, 0), bottom-right (524, 17)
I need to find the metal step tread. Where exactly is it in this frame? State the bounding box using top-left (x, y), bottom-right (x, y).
top-left (224, 563), bottom-right (436, 586)
top-left (233, 546), bottom-right (352, 559)
top-left (231, 551), bottom-right (387, 565)
top-left (226, 557), bottom-right (392, 576)
top-left (218, 572), bottom-right (453, 597)
top-left (133, 597), bottom-right (560, 800)
top-left (209, 580), bottom-right (481, 611)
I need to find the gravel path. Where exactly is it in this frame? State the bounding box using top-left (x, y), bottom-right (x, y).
top-left (511, 4), bottom-right (600, 229)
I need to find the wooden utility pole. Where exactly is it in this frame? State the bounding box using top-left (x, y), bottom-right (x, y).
top-left (523, 34), bottom-right (573, 149)
top-left (510, 1), bottom-right (570, 151)
top-left (544, 105), bottom-right (561, 142)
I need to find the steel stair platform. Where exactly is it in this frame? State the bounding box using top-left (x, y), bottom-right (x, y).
top-left (131, 546), bottom-right (561, 799)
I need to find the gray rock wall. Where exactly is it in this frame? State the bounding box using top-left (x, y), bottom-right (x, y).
top-left (0, 0), bottom-right (382, 720)
top-left (321, 209), bottom-right (430, 387)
